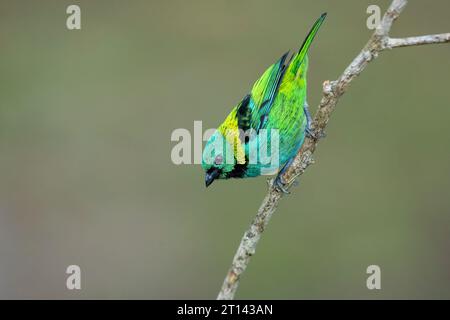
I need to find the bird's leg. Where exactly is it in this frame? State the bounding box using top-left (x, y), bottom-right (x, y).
top-left (273, 158), bottom-right (295, 194)
top-left (304, 101), bottom-right (315, 139)
top-left (304, 101), bottom-right (326, 140)
top-left (273, 101), bottom-right (320, 193)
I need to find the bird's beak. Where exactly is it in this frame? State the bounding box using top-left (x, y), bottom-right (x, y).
top-left (205, 168), bottom-right (220, 187)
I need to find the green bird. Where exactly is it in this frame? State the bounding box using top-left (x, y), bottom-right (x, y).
top-left (202, 13), bottom-right (326, 191)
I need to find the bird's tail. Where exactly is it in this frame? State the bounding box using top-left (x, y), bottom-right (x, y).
top-left (289, 13), bottom-right (327, 76)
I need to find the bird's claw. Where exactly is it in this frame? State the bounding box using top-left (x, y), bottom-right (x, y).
top-left (273, 175), bottom-right (290, 194)
top-left (305, 127), bottom-right (316, 139)
top-left (306, 128), bottom-right (326, 140)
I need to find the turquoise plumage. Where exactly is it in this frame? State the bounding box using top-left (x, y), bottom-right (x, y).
top-left (202, 13), bottom-right (327, 188)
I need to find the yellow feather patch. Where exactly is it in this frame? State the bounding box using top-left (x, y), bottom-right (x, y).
top-left (218, 108), bottom-right (246, 165)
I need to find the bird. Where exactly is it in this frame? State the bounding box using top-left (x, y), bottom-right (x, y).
top-left (202, 13), bottom-right (327, 191)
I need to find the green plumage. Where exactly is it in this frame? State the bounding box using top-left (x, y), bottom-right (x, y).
top-left (203, 13), bottom-right (327, 187)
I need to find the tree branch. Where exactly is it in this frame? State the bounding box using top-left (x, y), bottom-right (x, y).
top-left (387, 33), bottom-right (450, 48)
top-left (217, 0), bottom-right (450, 300)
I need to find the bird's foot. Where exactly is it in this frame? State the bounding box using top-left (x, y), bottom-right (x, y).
top-left (304, 101), bottom-right (327, 140)
top-left (273, 174), bottom-right (290, 194)
top-left (306, 127), bottom-right (326, 140)
top-left (273, 157), bottom-right (300, 194)
top-left (306, 127), bottom-right (316, 139)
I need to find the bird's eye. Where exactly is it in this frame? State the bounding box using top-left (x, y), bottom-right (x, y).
top-left (214, 155), bottom-right (223, 165)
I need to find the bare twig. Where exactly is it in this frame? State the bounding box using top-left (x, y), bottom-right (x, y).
top-left (387, 34), bottom-right (450, 48)
top-left (217, 0), bottom-right (450, 300)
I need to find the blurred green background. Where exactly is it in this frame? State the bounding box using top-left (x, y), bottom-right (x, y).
top-left (0, 0), bottom-right (449, 299)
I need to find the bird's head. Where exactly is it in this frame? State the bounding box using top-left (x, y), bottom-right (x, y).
top-left (202, 130), bottom-right (236, 187)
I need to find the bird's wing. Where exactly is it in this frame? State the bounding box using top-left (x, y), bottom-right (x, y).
top-left (235, 52), bottom-right (289, 134)
top-left (237, 13), bottom-right (327, 134)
